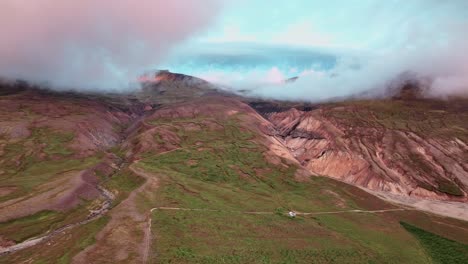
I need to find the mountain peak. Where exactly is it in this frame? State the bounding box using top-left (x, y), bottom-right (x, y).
top-left (138, 70), bottom-right (207, 85)
top-left (136, 70), bottom-right (232, 104)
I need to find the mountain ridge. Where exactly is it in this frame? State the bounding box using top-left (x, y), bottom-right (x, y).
top-left (2, 71), bottom-right (467, 202)
top-left (1, 71), bottom-right (468, 262)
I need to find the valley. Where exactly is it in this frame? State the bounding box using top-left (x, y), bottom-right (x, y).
top-left (0, 76), bottom-right (467, 263)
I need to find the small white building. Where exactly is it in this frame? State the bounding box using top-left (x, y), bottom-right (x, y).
top-left (288, 211), bottom-right (297, 218)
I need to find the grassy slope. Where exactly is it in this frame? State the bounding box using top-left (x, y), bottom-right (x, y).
top-left (0, 123), bottom-right (142, 262)
top-left (102, 167), bottom-right (146, 205)
top-left (0, 167), bottom-right (145, 263)
top-left (324, 99), bottom-right (468, 142)
top-left (0, 94), bottom-right (145, 263)
top-left (0, 207), bottom-right (91, 244)
top-left (137, 113), bottom-right (465, 263)
top-left (1, 216), bottom-right (110, 264)
top-left (0, 127), bottom-right (105, 244)
top-left (0, 127), bottom-right (99, 202)
top-left (401, 222), bottom-right (468, 264)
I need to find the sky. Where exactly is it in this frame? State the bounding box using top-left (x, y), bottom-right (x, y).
top-left (0, 0), bottom-right (221, 90)
top-left (161, 0), bottom-right (468, 101)
top-left (1, 0), bottom-right (468, 101)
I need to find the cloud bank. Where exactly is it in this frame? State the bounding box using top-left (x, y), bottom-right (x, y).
top-left (1, 0), bottom-right (467, 101)
top-left (0, 0), bottom-right (222, 91)
top-left (164, 0), bottom-right (468, 102)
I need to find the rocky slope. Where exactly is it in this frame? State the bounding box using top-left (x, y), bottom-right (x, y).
top-left (264, 99), bottom-right (468, 201)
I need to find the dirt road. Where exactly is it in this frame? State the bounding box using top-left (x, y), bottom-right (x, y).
top-left (72, 164), bottom-right (159, 264)
top-left (148, 206), bottom-right (409, 216)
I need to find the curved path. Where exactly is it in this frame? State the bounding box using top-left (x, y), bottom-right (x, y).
top-left (149, 206), bottom-right (408, 215)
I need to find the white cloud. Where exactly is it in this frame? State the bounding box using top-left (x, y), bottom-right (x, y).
top-left (270, 20), bottom-right (333, 47)
top-left (0, 0), bottom-right (223, 91)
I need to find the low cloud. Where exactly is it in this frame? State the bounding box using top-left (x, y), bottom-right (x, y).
top-left (191, 29), bottom-right (468, 102)
top-left (165, 1), bottom-right (468, 102)
top-left (0, 0), bottom-right (222, 91)
top-left (167, 36), bottom-right (468, 102)
top-left (263, 28), bottom-right (468, 102)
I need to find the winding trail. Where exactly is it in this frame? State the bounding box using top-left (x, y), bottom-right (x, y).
top-left (148, 207), bottom-right (408, 215)
top-left (72, 163), bottom-right (159, 264)
top-left (143, 210), bottom-right (154, 264)
top-left (127, 164), bottom-right (160, 264)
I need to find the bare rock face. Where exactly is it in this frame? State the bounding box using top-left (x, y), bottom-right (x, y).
top-left (267, 100), bottom-right (468, 201)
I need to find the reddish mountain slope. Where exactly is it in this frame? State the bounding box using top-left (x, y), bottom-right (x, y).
top-left (265, 99), bottom-right (468, 201)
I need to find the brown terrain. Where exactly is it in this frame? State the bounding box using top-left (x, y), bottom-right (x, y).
top-left (262, 98), bottom-right (468, 201)
top-left (0, 71), bottom-right (467, 263)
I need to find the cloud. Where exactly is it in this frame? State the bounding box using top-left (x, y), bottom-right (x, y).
top-left (270, 20), bottom-right (333, 47)
top-left (0, 0), bottom-right (222, 91)
top-left (200, 36), bottom-right (468, 102)
top-left (166, 0), bottom-right (468, 102)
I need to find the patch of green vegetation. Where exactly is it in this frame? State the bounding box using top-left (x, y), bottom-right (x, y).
top-left (148, 115), bottom-right (209, 126)
top-left (408, 152), bottom-right (465, 196)
top-left (408, 153), bottom-right (434, 176)
top-left (437, 181), bottom-right (464, 197)
top-left (154, 210), bottom-right (381, 264)
top-left (0, 198), bottom-right (97, 244)
top-left (401, 222), bottom-right (468, 264)
top-left (416, 181), bottom-right (435, 192)
top-left (0, 211), bottom-right (65, 243)
top-left (142, 118), bottom-right (267, 185)
top-left (32, 128), bottom-right (74, 156)
top-left (315, 214), bottom-right (430, 263)
top-left (0, 126), bottom-right (101, 203)
top-left (404, 153), bottom-right (463, 196)
top-left (0, 155), bottom-right (100, 204)
top-left (1, 127), bottom-right (74, 167)
top-left (57, 217), bottom-right (109, 264)
top-left (104, 169), bottom-right (145, 205)
top-left (154, 132), bottom-right (165, 145)
top-left (1, 200), bottom-right (92, 244)
top-left (1, 127), bottom-right (74, 164)
top-left (109, 146), bottom-right (126, 159)
top-left (1, 216), bottom-right (110, 264)
top-left (161, 246), bottom-right (378, 264)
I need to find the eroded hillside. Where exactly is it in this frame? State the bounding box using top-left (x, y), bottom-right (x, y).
top-left (1, 75), bottom-right (468, 263)
top-left (264, 99), bottom-right (468, 202)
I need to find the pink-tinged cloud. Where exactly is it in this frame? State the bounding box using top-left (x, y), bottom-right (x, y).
top-left (0, 0), bottom-right (222, 90)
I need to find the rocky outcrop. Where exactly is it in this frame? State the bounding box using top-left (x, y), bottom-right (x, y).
top-left (267, 102), bottom-right (468, 201)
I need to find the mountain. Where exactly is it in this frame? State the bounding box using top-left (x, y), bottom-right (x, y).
top-left (265, 99), bottom-right (468, 200)
top-left (137, 70), bottom-right (230, 104)
top-left (284, 76), bottom-right (299, 83)
top-left (1, 73), bottom-right (468, 263)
